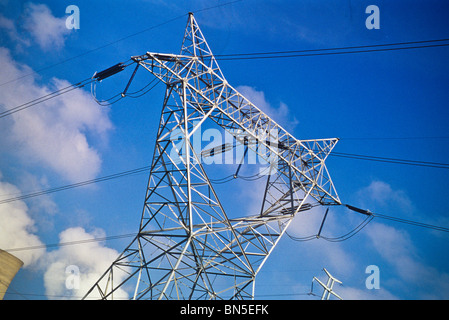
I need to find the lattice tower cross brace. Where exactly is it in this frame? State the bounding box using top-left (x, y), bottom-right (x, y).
top-left (312, 268), bottom-right (343, 300)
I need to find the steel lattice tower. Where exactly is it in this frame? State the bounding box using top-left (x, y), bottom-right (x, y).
top-left (83, 13), bottom-right (340, 300)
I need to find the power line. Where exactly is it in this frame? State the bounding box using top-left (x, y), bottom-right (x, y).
top-left (334, 151), bottom-right (449, 166)
top-left (0, 14), bottom-right (187, 87)
top-left (0, 165), bottom-right (269, 205)
top-left (286, 209), bottom-right (374, 243)
top-left (3, 71), bottom-right (448, 168)
top-left (1, 291), bottom-right (76, 299)
top-left (4, 204), bottom-right (448, 254)
top-left (215, 39), bottom-right (449, 61)
top-left (0, 0), bottom-right (243, 88)
top-left (371, 212), bottom-right (449, 233)
top-left (3, 289), bottom-right (317, 300)
top-left (3, 37), bottom-right (449, 120)
top-left (255, 292), bottom-right (317, 298)
top-left (1, 149), bottom-right (448, 206)
top-left (344, 204), bottom-right (449, 234)
top-left (330, 151), bottom-right (449, 169)
top-left (287, 203), bottom-right (449, 245)
top-left (4, 233), bottom-right (137, 253)
top-left (319, 214), bottom-right (374, 242)
top-left (0, 77), bottom-right (93, 119)
top-left (2, 34), bottom-right (448, 88)
top-left (0, 59), bottom-right (163, 120)
top-left (215, 38), bottom-right (449, 59)
top-left (340, 136), bottom-right (449, 141)
top-left (91, 75), bottom-right (161, 106)
top-left (0, 165), bottom-right (150, 205)
top-left (0, 59), bottom-right (139, 120)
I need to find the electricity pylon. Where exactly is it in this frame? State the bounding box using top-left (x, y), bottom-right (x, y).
top-left (83, 13), bottom-right (340, 300)
top-left (312, 268), bottom-right (343, 300)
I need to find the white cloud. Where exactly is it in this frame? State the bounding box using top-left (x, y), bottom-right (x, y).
top-left (0, 13), bottom-right (30, 48)
top-left (0, 177), bottom-right (45, 267)
top-left (0, 13), bottom-right (14, 30)
top-left (22, 3), bottom-right (70, 51)
top-left (15, 171), bottom-right (59, 233)
top-left (0, 176), bottom-right (128, 300)
top-left (365, 221), bottom-right (449, 299)
top-left (236, 85), bottom-right (299, 132)
top-left (357, 180), bottom-right (413, 213)
top-left (352, 180), bottom-right (449, 299)
top-left (288, 205), bottom-right (360, 276)
top-left (0, 3), bottom-right (118, 300)
top-left (338, 286), bottom-right (398, 300)
top-left (0, 47), bottom-right (113, 183)
top-left (43, 227), bottom-right (129, 300)
top-left (366, 222), bottom-right (416, 269)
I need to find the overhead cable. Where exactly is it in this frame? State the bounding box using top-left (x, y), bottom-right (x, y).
top-left (0, 78), bottom-right (92, 119)
top-left (344, 204), bottom-right (449, 233)
top-left (0, 60), bottom-right (135, 119)
top-left (287, 203), bottom-right (449, 244)
top-left (330, 151), bottom-right (449, 169)
top-left (5, 203), bottom-right (449, 253)
top-left (215, 38), bottom-right (449, 61)
top-left (0, 165), bottom-right (150, 205)
top-left (0, 0), bottom-right (243, 88)
top-left (5, 233), bottom-right (137, 253)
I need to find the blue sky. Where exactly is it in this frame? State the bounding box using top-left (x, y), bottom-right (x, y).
top-left (0, 0), bottom-right (449, 300)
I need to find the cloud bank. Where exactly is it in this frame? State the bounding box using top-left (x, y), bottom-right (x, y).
top-left (22, 3), bottom-right (70, 51)
top-left (0, 176), bottom-right (45, 267)
top-left (43, 227), bottom-right (129, 300)
top-left (0, 3), bottom-right (121, 299)
top-left (0, 47), bottom-right (113, 183)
